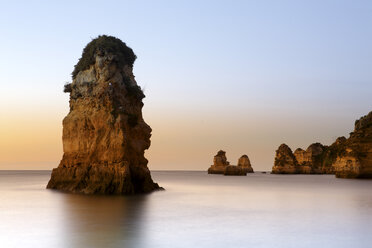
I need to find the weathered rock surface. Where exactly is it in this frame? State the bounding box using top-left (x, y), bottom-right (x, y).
top-left (208, 150), bottom-right (229, 174)
top-left (272, 142), bottom-right (335, 174)
top-left (237, 155), bottom-right (254, 173)
top-left (294, 143), bottom-right (325, 174)
top-left (272, 111), bottom-right (372, 178)
top-left (272, 144), bottom-right (298, 174)
top-left (334, 112), bottom-right (372, 178)
top-left (47, 35), bottom-right (160, 194)
top-left (208, 151), bottom-right (254, 175)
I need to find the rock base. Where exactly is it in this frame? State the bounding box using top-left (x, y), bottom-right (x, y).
top-left (224, 166), bottom-right (247, 176)
top-left (47, 163), bottom-right (160, 194)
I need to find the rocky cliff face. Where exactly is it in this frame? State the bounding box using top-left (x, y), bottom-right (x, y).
top-left (47, 35), bottom-right (160, 194)
top-left (272, 111), bottom-right (372, 177)
top-left (272, 143), bottom-right (335, 174)
top-left (334, 111), bottom-right (372, 178)
top-left (294, 143), bottom-right (326, 173)
top-left (272, 144), bottom-right (298, 174)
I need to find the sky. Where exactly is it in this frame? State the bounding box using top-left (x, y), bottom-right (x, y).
top-left (0, 0), bottom-right (371, 170)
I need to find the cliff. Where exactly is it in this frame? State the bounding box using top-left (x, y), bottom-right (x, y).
top-left (272, 142), bottom-right (339, 174)
top-left (47, 35), bottom-right (160, 194)
top-left (272, 111), bottom-right (372, 178)
top-left (334, 111), bottom-right (372, 178)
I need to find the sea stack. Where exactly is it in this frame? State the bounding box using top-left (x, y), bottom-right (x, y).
top-left (47, 35), bottom-right (160, 194)
top-left (272, 144), bottom-right (298, 174)
top-left (208, 151), bottom-right (254, 175)
top-left (237, 155), bottom-right (254, 173)
top-left (207, 150), bottom-right (230, 174)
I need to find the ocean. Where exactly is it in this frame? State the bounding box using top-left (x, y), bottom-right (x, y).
top-left (1, 170), bottom-right (372, 248)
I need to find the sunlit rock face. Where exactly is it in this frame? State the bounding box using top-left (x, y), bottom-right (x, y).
top-left (273, 142), bottom-right (335, 174)
top-left (334, 111), bottom-right (372, 178)
top-left (295, 143), bottom-right (325, 174)
top-left (47, 35), bottom-right (160, 194)
top-left (208, 151), bottom-right (254, 176)
top-left (237, 155), bottom-right (254, 173)
top-left (208, 150), bottom-right (230, 174)
top-left (272, 111), bottom-right (372, 178)
top-left (272, 144), bottom-right (298, 174)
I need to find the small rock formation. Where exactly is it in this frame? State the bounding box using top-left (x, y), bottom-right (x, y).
top-left (334, 112), bottom-right (372, 178)
top-left (272, 111), bottom-right (372, 178)
top-left (47, 35), bottom-right (160, 194)
top-left (207, 150), bottom-right (230, 174)
top-left (208, 151), bottom-right (254, 175)
top-left (237, 155), bottom-right (254, 173)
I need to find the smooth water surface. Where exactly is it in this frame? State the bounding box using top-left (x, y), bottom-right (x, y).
top-left (1, 171), bottom-right (372, 248)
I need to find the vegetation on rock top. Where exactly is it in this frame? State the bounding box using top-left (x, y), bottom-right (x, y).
top-left (72, 35), bottom-right (137, 79)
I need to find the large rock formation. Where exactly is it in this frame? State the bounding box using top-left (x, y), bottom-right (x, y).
top-left (272, 111), bottom-right (372, 178)
top-left (208, 151), bottom-right (254, 175)
top-left (207, 150), bottom-right (229, 174)
top-left (294, 143), bottom-right (326, 173)
top-left (334, 112), bottom-right (372, 178)
top-left (272, 142), bottom-right (335, 174)
top-left (47, 35), bottom-right (160, 194)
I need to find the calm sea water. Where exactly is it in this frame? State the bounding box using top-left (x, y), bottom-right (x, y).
top-left (1, 170), bottom-right (372, 248)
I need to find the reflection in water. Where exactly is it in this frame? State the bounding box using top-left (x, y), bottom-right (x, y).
top-left (61, 193), bottom-right (148, 248)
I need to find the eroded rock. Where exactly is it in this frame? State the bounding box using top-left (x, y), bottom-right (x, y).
top-left (334, 112), bottom-right (372, 178)
top-left (272, 111), bottom-right (372, 178)
top-left (208, 150), bottom-right (229, 174)
top-left (208, 151), bottom-right (254, 175)
top-left (47, 35), bottom-right (160, 194)
top-left (237, 155), bottom-right (254, 173)
top-left (272, 144), bottom-right (298, 174)
top-left (273, 143), bottom-right (332, 174)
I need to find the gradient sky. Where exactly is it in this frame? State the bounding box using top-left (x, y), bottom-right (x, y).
top-left (0, 0), bottom-right (371, 170)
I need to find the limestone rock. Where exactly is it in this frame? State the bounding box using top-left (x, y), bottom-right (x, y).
top-left (237, 155), bottom-right (254, 173)
top-left (334, 111), bottom-right (372, 178)
top-left (208, 151), bottom-right (254, 175)
top-left (47, 35), bottom-right (160, 194)
top-left (318, 137), bottom-right (346, 174)
top-left (296, 143), bottom-right (325, 173)
top-left (207, 150), bottom-right (229, 174)
top-left (272, 111), bottom-right (372, 177)
top-left (273, 142), bottom-right (332, 174)
top-left (272, 144), bottom-right (298, 174)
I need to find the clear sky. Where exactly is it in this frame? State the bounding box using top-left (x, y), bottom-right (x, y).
top-left (0, 0), bottom-right (371, 170)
